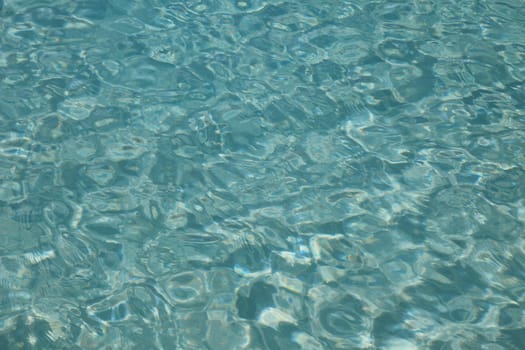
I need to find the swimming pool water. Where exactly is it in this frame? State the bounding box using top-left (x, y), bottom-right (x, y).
top-left (1, 0), bottom-right (525, 349)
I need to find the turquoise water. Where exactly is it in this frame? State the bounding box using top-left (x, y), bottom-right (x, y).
top-left (1, 0), bottom-right (525, 349)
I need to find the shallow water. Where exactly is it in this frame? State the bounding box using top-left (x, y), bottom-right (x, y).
top-left (1, 0), bottom-right (525, 349)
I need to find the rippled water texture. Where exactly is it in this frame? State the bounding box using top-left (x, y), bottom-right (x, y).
top-left (1, 0), bottom-right (525, 349)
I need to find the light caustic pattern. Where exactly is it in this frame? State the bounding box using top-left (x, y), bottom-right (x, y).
top-left (0, 0), bottom-right (525, 349)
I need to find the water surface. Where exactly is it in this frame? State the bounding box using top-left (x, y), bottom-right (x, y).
top-left (1, 0), bottom-right (525, 349)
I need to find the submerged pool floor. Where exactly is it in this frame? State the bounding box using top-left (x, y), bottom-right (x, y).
top-left (0, 0), bottom-right (525, 349)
